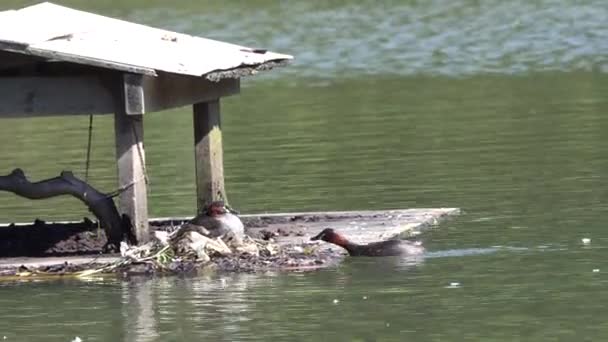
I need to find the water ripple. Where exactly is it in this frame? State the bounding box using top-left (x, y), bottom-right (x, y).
top-left (127, 0), bottom-right (608, 78)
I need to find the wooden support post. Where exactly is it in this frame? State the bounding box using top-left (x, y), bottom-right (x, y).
top-left (114, 74), bottom-right (149, 244)
top-left (193, 99), bottom-right (226, 213)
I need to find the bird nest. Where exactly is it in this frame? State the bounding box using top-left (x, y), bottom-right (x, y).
top-left (0, 224), bottom-right (343, 280)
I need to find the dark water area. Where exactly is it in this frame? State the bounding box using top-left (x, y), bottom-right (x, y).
top-left (1, 0), bottom-right (608, 340)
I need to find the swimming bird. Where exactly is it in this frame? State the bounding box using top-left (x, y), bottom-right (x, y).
top-left (310, 228), bottom-right (424, 256)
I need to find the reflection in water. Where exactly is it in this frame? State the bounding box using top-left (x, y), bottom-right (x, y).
top-left (111, 263), bottom-right (422, 341)
top-left (0, 0), bottom-right (608, 340)
top-left (186, 274), bottom-right (254, 340)
top-left (0, 242), bottom-right (606, 341)
top-left (120, 274), bottom-right (262, 341)
top-left (122, 278), bottom-right (158, 342)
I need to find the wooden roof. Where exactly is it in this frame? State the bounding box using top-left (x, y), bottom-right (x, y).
top-left (0, 2), bottom-right (293, 78)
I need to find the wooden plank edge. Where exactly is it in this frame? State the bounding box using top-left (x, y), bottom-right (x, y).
top-left (0, 208), bottom-right (460, 228)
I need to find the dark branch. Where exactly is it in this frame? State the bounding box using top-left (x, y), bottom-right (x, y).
top-left (0, 168), bottom-right (131, 249)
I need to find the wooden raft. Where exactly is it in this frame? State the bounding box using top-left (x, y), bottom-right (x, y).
top-left (0, 208), bottom-right (459, 270)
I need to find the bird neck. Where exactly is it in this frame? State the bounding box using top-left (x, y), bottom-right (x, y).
top-left (328, 233), bottom-right (359, 252)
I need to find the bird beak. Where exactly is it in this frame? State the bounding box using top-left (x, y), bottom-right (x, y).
top-left (310, 232), bottom-right (323, 241)
top-left (225, 204), bottom-right (239, 215)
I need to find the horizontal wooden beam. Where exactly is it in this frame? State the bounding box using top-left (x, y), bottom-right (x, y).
top-left (0, 76), bottom-right (115, 117)
top-left (0, 73), bottom-right (240, 117)
top-left (0, 50), bottom-right (46, 71)
top-left (141, 73), bottom-right (240, 113)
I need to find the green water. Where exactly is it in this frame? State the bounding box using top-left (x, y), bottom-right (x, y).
top-left (2, 0), bottom-right (608, 340)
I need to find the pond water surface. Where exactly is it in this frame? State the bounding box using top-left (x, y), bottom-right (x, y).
top-left (1, 0), bottom-right (608, 341)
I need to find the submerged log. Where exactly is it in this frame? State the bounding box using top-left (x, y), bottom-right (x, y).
top-left (0, 168), bottom-right (130, 249)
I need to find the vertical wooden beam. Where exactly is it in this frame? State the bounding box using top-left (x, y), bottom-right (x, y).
top-left (193, 99), bottom-right (226, 213)
top-left (114, 74), bottom-right (149, 244)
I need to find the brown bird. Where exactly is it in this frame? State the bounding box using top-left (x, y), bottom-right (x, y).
top-left (310, 228), bottom-right (424, 257)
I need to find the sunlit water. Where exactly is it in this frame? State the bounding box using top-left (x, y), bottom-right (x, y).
top-left (1, 0), bottom-right (608, 340)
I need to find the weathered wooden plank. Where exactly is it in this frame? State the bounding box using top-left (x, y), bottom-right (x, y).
top-left (240, 208), bottom-right (460, 246)
top-left (114, 104), bottom-right (149, 244)
top-left (0, 3), bottom-right (293, 78)
top-left (0, 208), bottom-right (460, 270)
top-left (193, 99), bottom-right (226, 212)
top-left (149, 208), bottom-right (461, 246)
top-left (0, 50), bottom-right (44, 71)
top-left (124, 73), bottom-right (145, 115)
top-left (0, 76), bottom-right (114, 116)
top-left (0, 72), bottom-right (239, 117)
top-left (0, 42), bottom-right (158, 77)
top-left (142, 73), bottom-right (239, 113)
top-left (0, 255), bottom-right (121, 269)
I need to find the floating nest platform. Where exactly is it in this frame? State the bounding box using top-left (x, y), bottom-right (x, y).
top-left (0, 208), bottom-right (459, 279)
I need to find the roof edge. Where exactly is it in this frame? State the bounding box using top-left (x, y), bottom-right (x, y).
top-left (205, 59), bottom-right (292, 82)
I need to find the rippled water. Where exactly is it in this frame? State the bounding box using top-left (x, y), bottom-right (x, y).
top-left (1, 0), bottom-right (608, 340)
top-left (121, 0), bottom-right (608, 77)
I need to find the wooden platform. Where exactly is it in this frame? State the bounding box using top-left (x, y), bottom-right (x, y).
top-left (0, 2), bottom-right (294, 246)
top-left (0, 208), bottom-right (458, 270)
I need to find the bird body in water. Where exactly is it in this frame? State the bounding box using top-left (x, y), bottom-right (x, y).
top-left (310, 228), bottom-right (424, 256)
